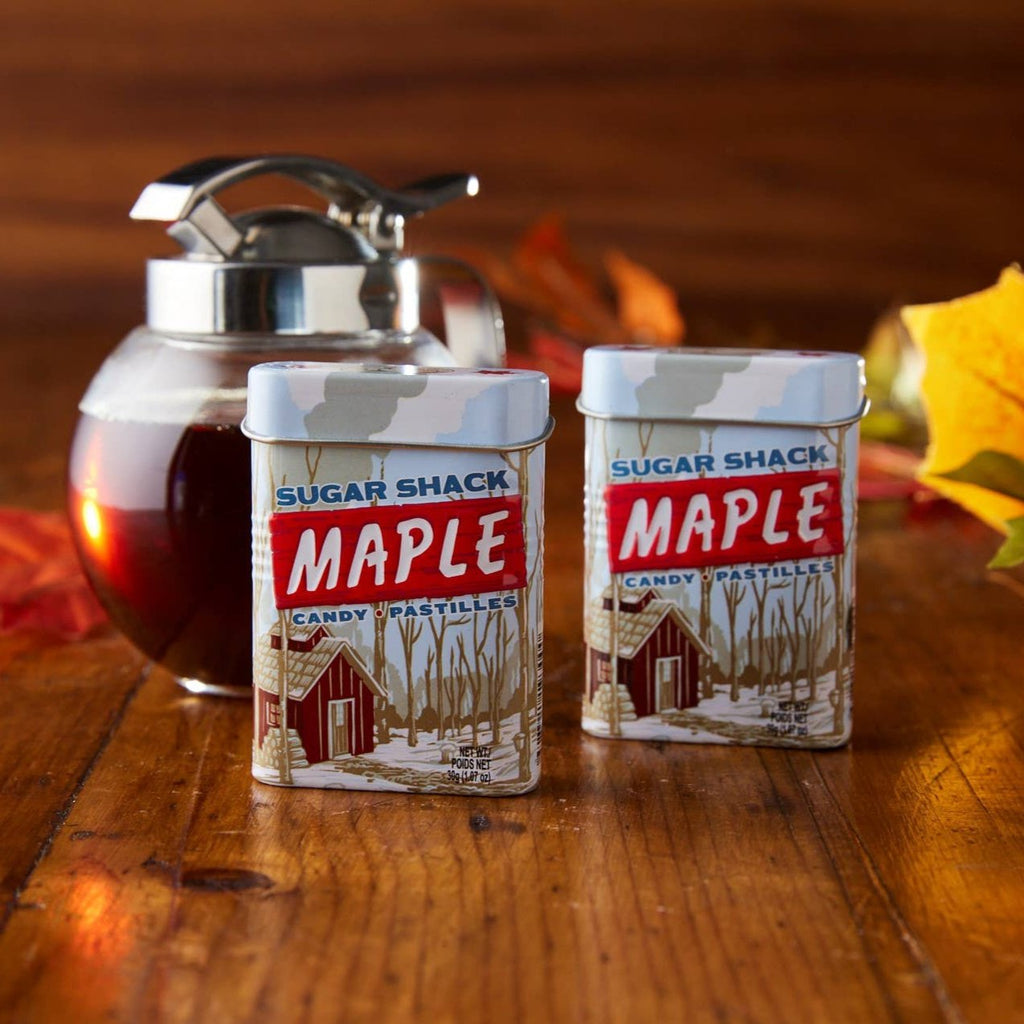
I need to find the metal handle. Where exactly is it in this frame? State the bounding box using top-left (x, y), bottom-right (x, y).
top-left (130, 154), bottom-right (479, 257)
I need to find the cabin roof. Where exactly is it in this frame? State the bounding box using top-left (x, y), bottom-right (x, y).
top-left (587, 591), bottom-right (710, 658)
top-left (255, 631), bottom-right (387, 701)
top-left (285, 623), bottom-right (328, 642)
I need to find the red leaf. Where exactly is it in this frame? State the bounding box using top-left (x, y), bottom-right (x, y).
top-left (0, 508), bottom-right (107, 640)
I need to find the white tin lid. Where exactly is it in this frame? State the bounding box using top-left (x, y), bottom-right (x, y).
top-left (244, 362), bottom-right (550, 448)
top-left (579, 345), bottom-right (865, 425)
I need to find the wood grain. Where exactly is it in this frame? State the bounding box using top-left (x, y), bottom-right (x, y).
top-left (2, 0), bottom-right (1024, 352)
top-left (2, 2), bottom-right (1024, 1017)
top-left (0, 392), bottom-right (1022, 1021)
top-left (0, 635), bottom-right (146, 925)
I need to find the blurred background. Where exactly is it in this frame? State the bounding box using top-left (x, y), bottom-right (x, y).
top-left (2, 0), bottom-right (1023, 349)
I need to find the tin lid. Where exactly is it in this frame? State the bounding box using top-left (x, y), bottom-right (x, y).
top-left (244, 363), bottom-right (550, 449)
top-left (579, 346), bottom-right (865, 426)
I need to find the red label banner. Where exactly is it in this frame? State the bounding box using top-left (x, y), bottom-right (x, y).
top-left (606, 469), bottom-right (844, 573)
top-left (270, 495), bottom-right (526, 609)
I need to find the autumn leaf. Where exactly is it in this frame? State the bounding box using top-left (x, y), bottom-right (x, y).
top-left (901, 266), bottom-right (1024, 533)
top-left (513, 214), bottom-right (626, 344)
top-left (934, 450), bottom-right (1024, 502)
top-left (604, 249), bottom-right (685, 346)
top-left (933, 451), bottom-right (1024, 567)
top-left (989, 516), bottom-right (1024, 569)
top-left (0, 507), bottom-right (107, 639)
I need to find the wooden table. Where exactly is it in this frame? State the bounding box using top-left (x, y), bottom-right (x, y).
top-left (0, 335), bottom-right (1022, 1023)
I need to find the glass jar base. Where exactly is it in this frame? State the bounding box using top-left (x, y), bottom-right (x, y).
top-left (177, 676), bottom-right (251, 699)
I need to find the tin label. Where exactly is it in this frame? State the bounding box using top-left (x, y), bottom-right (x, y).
top-left (606, 467), bottom-right (845, 572)
top-left (269, 495), bottom-right (527, 607)
top-left (584, 417), bottom-right (857, 748)
top-left (252, 443), bottom-right (544, 794)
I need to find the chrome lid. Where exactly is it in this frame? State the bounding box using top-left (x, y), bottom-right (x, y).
top-left (131, 155), bottom-right (482, 337)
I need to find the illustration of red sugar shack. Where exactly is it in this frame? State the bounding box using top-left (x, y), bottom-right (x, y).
top-left (586, 587), bottom-right (708, 720)
top-left (254, 625), bottom-right (386, 766)
top-left (580, 345), bottom-right (865, 747)
top-left (246, 363), bottom-right (550, 794)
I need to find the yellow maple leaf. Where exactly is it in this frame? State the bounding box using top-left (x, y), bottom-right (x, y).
top-left (901, 266), bottom-right (1024, 532)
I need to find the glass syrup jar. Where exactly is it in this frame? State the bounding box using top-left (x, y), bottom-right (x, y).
top-left (68, 155), bottom-right (505, 697)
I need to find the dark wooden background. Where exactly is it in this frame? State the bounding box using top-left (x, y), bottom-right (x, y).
top-left (2, 0), bottom-right (1023, 351)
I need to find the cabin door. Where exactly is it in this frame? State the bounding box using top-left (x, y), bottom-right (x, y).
top-left (328, 699), bottom-right (355, 758)
top-left (655, 657), bottom-right (681, 712)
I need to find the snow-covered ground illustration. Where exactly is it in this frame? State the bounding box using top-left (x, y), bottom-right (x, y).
top-left (254, 711), bottom-right (536, 794)
top-left (583, 664), bottom-right (847, 747)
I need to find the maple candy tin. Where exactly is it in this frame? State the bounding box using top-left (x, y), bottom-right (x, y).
top-left (244, 363), bottom-right (550, 794)
top-left (580, 346), bottom-right (866, 747)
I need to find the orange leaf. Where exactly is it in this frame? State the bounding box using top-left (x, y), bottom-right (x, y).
top-left (901, 266), bottom-right (1024, 532)
top-left (604, 249), bottom-right (685, 346)
top-left (513, 214), bottom-right (625, 344)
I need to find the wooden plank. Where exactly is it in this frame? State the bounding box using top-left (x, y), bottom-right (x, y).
top-left (9, 401), bottom-right (1018, 1022)
top-left (810, 513), bottom-right (1024, 1021)
top-left (0, 660), bottom-right (956, 1023)
top-left (0, 634), bottom-right (147, 922)
top-left (0, 320), bottom-right (151, 926)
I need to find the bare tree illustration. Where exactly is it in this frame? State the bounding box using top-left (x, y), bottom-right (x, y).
top-left (395, 614), bottom-right (424, 746)
top-left (425, 645), bottom-right (437, 733)
top-left (696, 437), bottom-right (715, 699)
top-left (526, 622), bottom-right (541, 759)
top-left (601, 420), bottom-right (624, 735)
top-left (722, 578), bottom-right (744, 701)
top-left (455, 634), bottom-right (480, 743)
top-left (276, 611), bottom-right (292, 784)
top-left (698, 570), bottom-right (714, 698)
top-left (496, 609), bottom-right (518, 737)
top-left (746, 608), bottom-right (757, 678)
top-left (778, 577), bottom-right (812, 701)
top-left (441, 642), bottom-right (469, 739)
top-left (765, 605), bottom-right (783, 694)
top-left (368, 456), bottom-right (390, 742)
top-left (304, 444), bottom-right (323, 483)
top-left (822, 423), bottom-right (854, 734)
top-left (750, 578), bottom-right (787, 695)
top-left (514, 500), bottom-right (543, 749)
top-left (501, 443), bottom-right (542, 752)
top-left (798, 575), bottom-right (834, 701)
top-left (426, 613), bottom-right (469, 741)
top-left (583, 417), bottom-right (602, 712)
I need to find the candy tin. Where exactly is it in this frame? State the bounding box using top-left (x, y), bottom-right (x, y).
top-left (580, 346), bottom-right (865, 747)
top-left (245, 363), bottom-right (550, 793)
